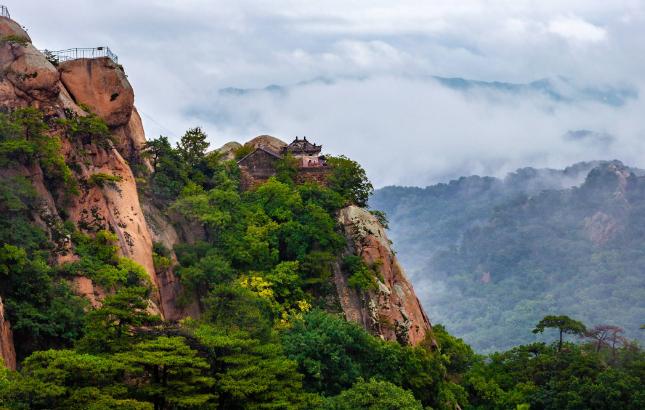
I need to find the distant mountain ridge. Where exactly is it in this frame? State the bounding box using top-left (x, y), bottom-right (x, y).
top-left (370, 160), bottom-right (645, 352)
top-left (219, 76), bottom-right (638, 107)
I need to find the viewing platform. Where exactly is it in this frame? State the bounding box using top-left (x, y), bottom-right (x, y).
top-left (43, 47), bottom-right (119, 65)
top-left (0, 5), bottom-right (10, 19)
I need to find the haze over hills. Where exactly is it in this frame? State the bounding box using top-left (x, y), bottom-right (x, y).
top-left (219, 75), bottom-right (638, 108)
top-left (371, 160), bottom-right (645, 352)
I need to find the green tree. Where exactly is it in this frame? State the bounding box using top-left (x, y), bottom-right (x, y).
top-left (532, 315), bottom-right (586, 351)
top-left (326, 155), bottom-right (373, 207)
top-left (177, 127), bottom-right (209, 170)
top-left (325, 379), bottom-right (423, 410)
top-left (142, 136), bottom-right (188, 203)
top-left (1, 349), bottom-right (149, 410)
top-left (202, 283), bottom-right (274, 341)
top-left (77, 287), bottom-right (161, 354)
top-left (431, 324), bottom-right (475, 374)
top-left (116, 336), bottom-right (216, 410)
top-left (193, 324), bottom-right (309, 409)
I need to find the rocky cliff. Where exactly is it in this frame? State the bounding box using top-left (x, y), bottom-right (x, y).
top-left (336, 206), bottom-right (434, 345)
top-left (0, 12), bottom-right (434, 364)
top-left (0, 15), bottom-right (166, 333)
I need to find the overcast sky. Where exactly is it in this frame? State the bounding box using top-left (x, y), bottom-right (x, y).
top-left (13, 0), bottom-right (645, 186)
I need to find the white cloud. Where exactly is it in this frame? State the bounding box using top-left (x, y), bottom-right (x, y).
top-left (189, 76), bottom-right (645, 187)
top-left (548, 16), bottom-right (607, 43)
top-left (9, 0), bottom-right (645, 185)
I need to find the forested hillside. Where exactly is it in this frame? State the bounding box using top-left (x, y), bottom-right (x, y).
top-left (372, 161), bottom-right (645, 352)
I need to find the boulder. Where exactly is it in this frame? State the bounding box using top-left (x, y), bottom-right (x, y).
top-left (59, 57), bottom-right (134, 127)
top-left (5, 43), bottom-right (60, 100)
top-left (0, 16), bottom-right (31, 42)
top-left (245, 135), bottom-right (287, 153)
top-left (215, 141), bottom-right (242, 161)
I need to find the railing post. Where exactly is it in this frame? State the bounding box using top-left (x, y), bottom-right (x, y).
top-left (0, 5), bottom-right (10, 19)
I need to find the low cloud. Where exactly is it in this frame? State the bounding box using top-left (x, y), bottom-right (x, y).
top-left (188, 76), bottom-right (645, 187)
top-left (548, 16), bottom-right (607, 43)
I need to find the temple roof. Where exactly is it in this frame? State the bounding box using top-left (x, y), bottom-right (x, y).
top-left (282, 136), bottom-right (321, 155)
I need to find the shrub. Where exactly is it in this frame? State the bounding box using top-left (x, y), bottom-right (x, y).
top-left (87, 173), bottom-right (123, 189)
top-left (0, 35), bottom-right (30, 46)
top-left (343, 255), bottom-right (378, 291)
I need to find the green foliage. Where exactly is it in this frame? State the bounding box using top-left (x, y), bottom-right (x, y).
top-left (172, 177), bottom-right (344, 305)
top-left (142, 136), bottom-right (189, 202)
top-left (0, 34), bottom-right (30, 46)
top-left (275, 153), bottom-right (299, 184)
top-left (343, 255), bottom-right (377, 291)
top-left (116, 336), bottom-right (216, 409)
top-left (58, 109), bottom-right (112, 149)
top-left (282, 310), bottom-right (458, 408)
top-left (202, 283), bottom-right (274, 341)
top-left (432, 324), bottom-right (476, 374)
top-left (463, 340), bottom-right (645, 409)
top-left (176, 127), bottom-right (210, 170)
top-left (533, 315), bottom-right (586, 351)
top-left (193, 323), bottom-right (310, 409)
top-left (369, 209), bottom-right (389, 229)
top-left (0, 243), bottom-right (87, 360)
top-left (1, 349), bottom-right (151, 410)
top-left (0, 108), bottom-right (77, 194)
top-left (326, 155), bottom-right (373, 207)
top-left (370, 162), bottom-right (645, 352)
top-left (77, 287), bottom-right (161, 354)
top-left (234, 144), bottom-right (254, 160)
top-left (325, 378), bottom-right (423, 410)
top-left (142, 132), bottom-right (240, 205)
top-left (62, 230), bottom-right (149, 289)
top-left (86, 172), bottom-right (123, 188)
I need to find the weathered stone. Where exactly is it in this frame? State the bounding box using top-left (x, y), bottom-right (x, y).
top-left (336, 205), bottom-right (435, 346)
top-left (0, 16), bottom-right (31, 42)
top-left (5, 43), bottom-right (60, 100)
top-left (112, 107), bottom-right (150, 166)
top-left (245, 135), bottom-right (287, 152)
top-left (216, 141), bottom-right (242, 161)
top-left (0, 297), bottom-right (16, 370)
top-left (71, 276), bottom-right (105, 308)
top-left (59, 57), bottom-right (134, 126)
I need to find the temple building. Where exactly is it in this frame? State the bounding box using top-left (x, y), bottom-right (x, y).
top-left (237, 136), bottom-right (329, 189)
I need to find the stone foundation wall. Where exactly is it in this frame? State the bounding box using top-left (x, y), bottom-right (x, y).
top-left (294, 167), bottom-right (330, 185)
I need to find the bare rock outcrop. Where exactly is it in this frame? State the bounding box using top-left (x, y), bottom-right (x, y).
top-left (0, 297), bottom-right (16, 371)
top-left (59, 57), bottom-right (134, 126)
top-left (216, 141), bottom-right (242, 161)
top-left (336, 205), bottom-right (434, 346)
top-left (0, 16), bottom-right (30, 41)
top-left (245, 135), bottom-right (287, 153)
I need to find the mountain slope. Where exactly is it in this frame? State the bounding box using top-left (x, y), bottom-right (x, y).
top-left (371, 161), bottom-right (645, 352)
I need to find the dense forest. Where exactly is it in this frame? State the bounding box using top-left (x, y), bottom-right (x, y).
top-left (371, 161), bottom-right (645, 352)
top-left (0, 108), bottom-right (643, 409)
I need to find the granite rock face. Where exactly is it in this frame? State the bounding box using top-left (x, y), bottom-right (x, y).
top-left (59, 57), bottom-right (135, 127)
top-left (0, 16), bottom-right (167, 318)
top-left (0, 297), bottom-right (16, 370)
top-left (336, 206), bottom-right (435, 346)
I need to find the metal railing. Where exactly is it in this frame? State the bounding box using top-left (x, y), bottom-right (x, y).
top-left (42, 47), bottom-right (119, 65)
top-left (0, 5), bottom-right (9, 18)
